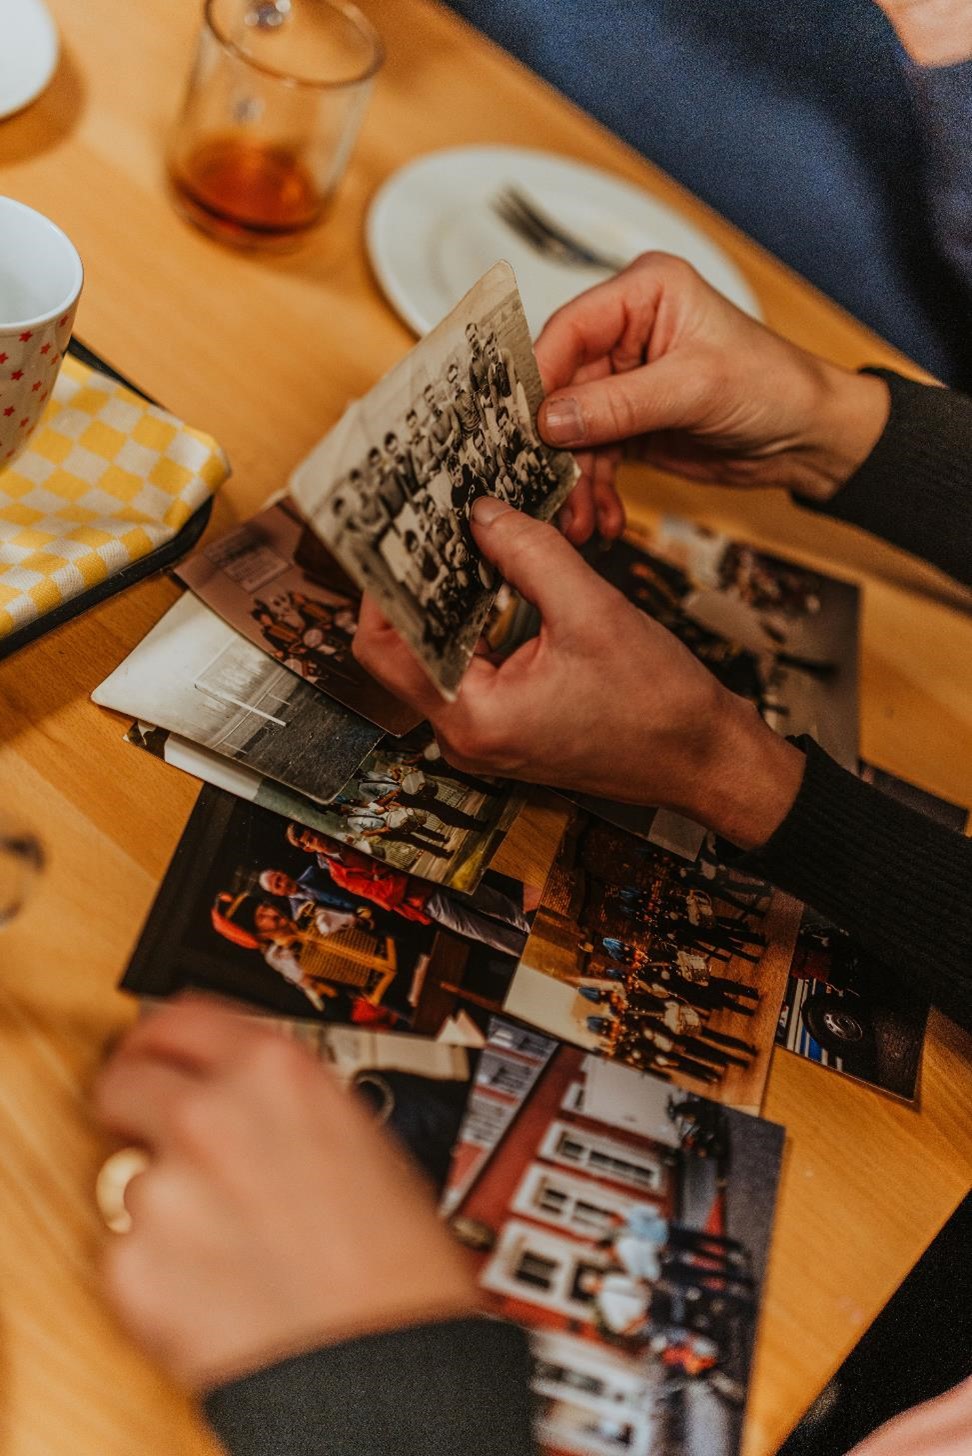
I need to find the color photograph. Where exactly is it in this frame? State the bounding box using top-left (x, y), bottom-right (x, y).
top-left (775, 910), bottom-right (930, 1102)
top-left (126, 720), bottom-right (524, 893)
top-left (122, 785), bottom-right (537, 1041)
top-left (444, 1018), bottom-right (785, 1455)
top-left (504, 816), bottom-right (801, 1113)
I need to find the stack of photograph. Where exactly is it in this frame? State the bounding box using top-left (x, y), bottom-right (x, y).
top-left (88, 264), bottom-right (939, 1456)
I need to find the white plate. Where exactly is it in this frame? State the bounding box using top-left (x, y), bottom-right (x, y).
top-left (367, 145), bottom-right (761, 338)
top-left (0, 0), bottom-right (59, 121)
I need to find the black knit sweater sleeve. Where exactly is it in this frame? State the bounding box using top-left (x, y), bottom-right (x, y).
top-left (747, 371), bottom-right (972, 1026)
top-left (800, 367), bottom-right (972, 588)
top-left (203, 1316), bottom-right (537, 1456)
top-left (740, 738), bottom-right (972, 1029)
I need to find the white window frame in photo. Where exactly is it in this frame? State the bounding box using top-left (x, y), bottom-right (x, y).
top-left (481, 1219), bottom-right (609, 1320)
top-left (529, 1332), bottom-right (659, 1456)
top-left (538, 1119), bottom-right (666, 1194)
top-left (511, 1161), bottom-right (643, 1239)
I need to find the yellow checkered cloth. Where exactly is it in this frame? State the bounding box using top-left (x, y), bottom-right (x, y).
top-left (0, 354), bottom-right (229, 639)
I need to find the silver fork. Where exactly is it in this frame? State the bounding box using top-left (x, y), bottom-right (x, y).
top-left (492, 185), bottom-right (629, 273)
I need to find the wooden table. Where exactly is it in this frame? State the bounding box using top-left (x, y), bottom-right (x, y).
top-left (0, 3), bottom-right (970, 1453)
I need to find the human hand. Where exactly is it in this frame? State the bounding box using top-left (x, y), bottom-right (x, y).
top-left (535, 253), bottom-right (889, 518)
top-left (848, 1374), bottom-right (972, 1455)
top-left (872, 0), bottom-right (972, 66)
top-left (353, 497), bottom-right (805, 851)
top-left (93, 998), bottom-right (478, 1390)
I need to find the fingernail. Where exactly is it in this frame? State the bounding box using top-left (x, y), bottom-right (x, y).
top-left (471, 496), bottom-right (511, 526)
top-left (542, 397), bottom-right (585, 445)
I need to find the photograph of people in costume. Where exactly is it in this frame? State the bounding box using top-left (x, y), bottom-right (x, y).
top-left (444, 1019), bottom-right (785, 1455)
top-left (122, 785), bottom-right (538, 1040)
top-left (504, 817), bottom-right (801, 1112)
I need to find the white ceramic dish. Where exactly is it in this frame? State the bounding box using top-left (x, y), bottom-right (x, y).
top-left (0, 0), bottom-right (59, 121)
top-left (367, 145), bottom-right (762, 337)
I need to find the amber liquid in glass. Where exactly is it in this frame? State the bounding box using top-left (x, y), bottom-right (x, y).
top-left (170, 136), bottom-right (322, 244)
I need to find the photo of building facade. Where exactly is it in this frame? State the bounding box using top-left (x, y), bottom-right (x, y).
top-left (445, 1020), bottom-right (785, 1455)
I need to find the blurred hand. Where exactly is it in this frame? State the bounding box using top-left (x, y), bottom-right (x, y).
top-left (872, 0), bottom-right (972, 66)
top-left (93, 998), bottom-right (478, 1390)
top-left (354, 497), bottom-right (804, 851)
top-left (535, 252), bottom-right (889, 528)
top-left (849, 1375), bottom-right (972, 1455)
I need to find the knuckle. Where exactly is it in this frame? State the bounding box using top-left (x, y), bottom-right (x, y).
top-left (440, 720), bottom-right (502, 772)
top-left (245, 1031), bottom-right (310, 1095)
top-left (604, 383), bottom-right (641, 439)
top-left (167, 1089), bottom-right (215, 1153)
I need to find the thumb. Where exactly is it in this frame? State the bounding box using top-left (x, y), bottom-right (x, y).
top-left (538, 351), bottom-right (708, 449)
top-left (470, 497), bottom-right (608, 626)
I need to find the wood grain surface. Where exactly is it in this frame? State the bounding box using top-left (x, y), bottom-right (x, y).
top-left (0, 3), bottom-right (969, 1454)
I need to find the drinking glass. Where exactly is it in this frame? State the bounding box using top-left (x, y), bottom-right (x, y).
top-left (0, 815), bottom-right (43, 926)
top-left (168, 0), bottom-right (383, 248)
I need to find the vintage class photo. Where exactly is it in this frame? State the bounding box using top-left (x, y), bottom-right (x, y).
top-left (290, 261), bottom-right (578, 698)
top-left (504, 816), bottom-right (802, 1113)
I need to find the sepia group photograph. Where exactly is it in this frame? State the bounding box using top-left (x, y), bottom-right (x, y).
top-left (591, 519), bottom-right (860, 768)
top-left (290, 261), bottom-right (578, 698)
top-left (176, 497), bottom-right (422, 736)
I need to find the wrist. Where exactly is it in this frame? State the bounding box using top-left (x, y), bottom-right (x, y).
top-left (790, 362), bottom-right (890, 505)
top-left (690, 691), bottom-right (806, 850)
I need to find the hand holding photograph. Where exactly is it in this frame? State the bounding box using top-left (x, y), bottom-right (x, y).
top-left (290, 261), bottom-right (578, 699)
top-left (443, 1017), bottom-right (785, 1455)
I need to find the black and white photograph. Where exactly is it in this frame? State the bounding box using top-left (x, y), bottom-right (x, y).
top-left (92, 591), bottom-right (380, 803)
top-left (443, 1017), bottom-right (786, 1455)
top-left (290, 261), bottom-right (578, 698)
top-left (176, 497), bottom-right (422, 736)
top-left (590, 520), bottom-right (860, 767)
top-left (126, 719), bottom-right (524, 893)
top-left (122, 784), bottom-right (542, 1041)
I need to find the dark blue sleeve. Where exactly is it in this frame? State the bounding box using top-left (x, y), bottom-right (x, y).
top-left (905, 56), bottom-right (972, 293)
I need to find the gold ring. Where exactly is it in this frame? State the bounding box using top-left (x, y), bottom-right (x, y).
top-left (96, 1146), bottom-right (149, 1233)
